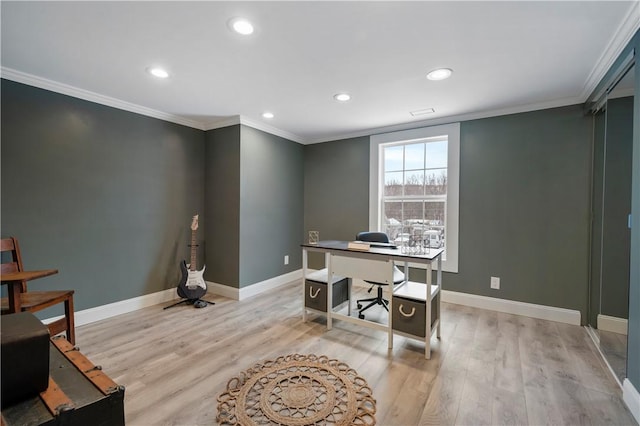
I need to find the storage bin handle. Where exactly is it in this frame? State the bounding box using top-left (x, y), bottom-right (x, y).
top-left (398, 304), bottom-right (416, 318)
top-left (309, 287), bottom-right (321, 299)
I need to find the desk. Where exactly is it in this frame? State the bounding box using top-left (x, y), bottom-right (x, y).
top-left (301, 241), bottom-right (443, 359)
top-left (1, 269), bottom-right (58, 313)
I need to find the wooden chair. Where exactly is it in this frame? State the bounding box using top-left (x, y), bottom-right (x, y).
top-left (1, 237), bottom-right (75, 344)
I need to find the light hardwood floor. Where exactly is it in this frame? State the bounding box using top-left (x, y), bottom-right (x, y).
top-left (75, 280), bottom-right (637, 425)
top-left (598, 329), bottom-right (628, 385)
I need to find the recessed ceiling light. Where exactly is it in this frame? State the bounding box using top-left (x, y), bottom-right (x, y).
top-left (262, 112), bottom-right (274, 119)
top-left (426, 68), bottom-right (452, 81)
top-left (229, 17), bottom-right (254, 35)
top-left (410, 108), bottom-right (435, 116)
top-left (147, 67), bottom-right (169, 79)
top-left (334, 93), bottom-right (351, 102)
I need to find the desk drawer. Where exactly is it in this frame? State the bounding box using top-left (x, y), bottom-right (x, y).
top-left (392, 295), bottom-right (437, 338)
top-left (305, 272), bottom-right (348, 313)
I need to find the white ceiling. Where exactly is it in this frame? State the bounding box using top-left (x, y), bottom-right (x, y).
top-left (1, 1), bottom-right (638, 144)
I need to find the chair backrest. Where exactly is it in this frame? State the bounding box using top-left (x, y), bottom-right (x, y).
top-left (356, 232), bottom-right (389, 244)
top-left (356, 232), bottom-right (404, 284)
top-left (1, 237), bottom-right (26, 291)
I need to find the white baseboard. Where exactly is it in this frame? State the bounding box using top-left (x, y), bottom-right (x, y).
top-left (441, 290), bottom-right (581, 325)
top-left (205, 281), bottom-right (239, 300)
top-left (43, 287), bottom-right (178, 328)
top-left (240, 269), bottom-right (302, 300)
top-left (597, 314), bottom-right (628, 335)
top-left (336, 280), bottom-right (581, 325)
top-left (206, 269), bottom-right (303, 300)
top-left (44, 269), bottom-right (303, 327)
top-left (624, 379), bottom-right (640, 424)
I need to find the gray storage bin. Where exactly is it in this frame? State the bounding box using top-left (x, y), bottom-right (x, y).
top-left (304, 269), bottom-right (348, 312)
top-left (392, 294), bottom-right (438, 338)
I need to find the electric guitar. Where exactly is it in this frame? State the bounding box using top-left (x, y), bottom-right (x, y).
top-left (177, 215), bottom-right (207, 300)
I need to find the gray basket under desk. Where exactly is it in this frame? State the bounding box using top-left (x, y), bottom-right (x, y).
top-left (303, 268), bottom-right (349, 314)
top-left (392, 280), bottom-right (440, 343)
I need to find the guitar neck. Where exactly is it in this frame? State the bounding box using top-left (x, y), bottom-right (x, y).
top-left (190, 229), bottom-right (197, 271)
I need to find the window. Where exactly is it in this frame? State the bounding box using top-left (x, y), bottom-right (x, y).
top-left (370, 123), bottom-right (459, 272)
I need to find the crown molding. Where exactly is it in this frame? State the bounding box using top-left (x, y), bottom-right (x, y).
top-left (5, 66), bottom-right (578, 146)
top-left (239, 117), bottom-right (304, 144)
top-left (305, 95), bottom-right (584, 144)
top-left (0, 67), bottom-right (304, 143)
top-left (203, 115), bottom-right (242, 130)
top-left (0, 67), bottom-right (206, 130)
top-left (0, 65), bottom-right (608, 147)
top-left (203, 116), bottom-right (304, 143)
top-left (580, 1), bottom-right (640, 101)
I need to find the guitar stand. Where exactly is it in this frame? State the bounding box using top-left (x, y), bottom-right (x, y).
top-left (163, 298), bottom-right (215, 310)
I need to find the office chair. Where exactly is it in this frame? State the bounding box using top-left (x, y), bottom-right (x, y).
top-left (355, 231), bottom-right (405, 319)
top-left (0, 237), bottom-right (76, 344)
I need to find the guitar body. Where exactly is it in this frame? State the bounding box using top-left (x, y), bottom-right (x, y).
top-left (176, 260), bottom-right (207, 300)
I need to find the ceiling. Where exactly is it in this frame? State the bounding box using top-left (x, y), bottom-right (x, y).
top-left (1, 1), bottom-right (638, 144)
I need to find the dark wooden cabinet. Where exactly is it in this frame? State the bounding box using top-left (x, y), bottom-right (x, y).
top-left (1, 337), bottom-right (125, 426)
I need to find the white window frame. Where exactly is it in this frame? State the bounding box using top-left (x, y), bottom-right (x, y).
top-left (370, 123), bottom-right (459, 273)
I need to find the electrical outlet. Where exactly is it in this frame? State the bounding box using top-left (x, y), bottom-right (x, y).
top-left (491, 276), bottom-right (500, 290)
top-left (284, 255), bottom-right (289, 265)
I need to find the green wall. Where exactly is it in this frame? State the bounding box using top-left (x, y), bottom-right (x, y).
top-left (204, 125), bottom-right (241, 287)
top-left (203, 124), bottom-right (304, 289)
top-left (304, 136), bottom-right (370, 269)
top-left (1, 79), bottom-right (205, 316)
top-left (239, 125), bottom-right (304, 287)
top-left (304, 105), bottom-right (593, 318)
top-left (450, 106), bottom-right (592, 312)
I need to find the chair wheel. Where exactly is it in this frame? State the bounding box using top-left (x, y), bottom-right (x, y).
top-left (357, 304), bottom-right (362, 309)
top-left (359, 314), bottom-right (365, 319)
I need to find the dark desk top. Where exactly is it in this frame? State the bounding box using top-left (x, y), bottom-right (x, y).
top-left (301, 240), bottom-right (444, 262)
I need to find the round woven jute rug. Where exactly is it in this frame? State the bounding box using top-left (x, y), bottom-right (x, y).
top-left (216, 353), bottom-right (376, 425)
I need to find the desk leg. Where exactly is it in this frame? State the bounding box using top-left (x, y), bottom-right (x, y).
top-left (425, 262), bottom-right (432, 360)
top-left (326, 253), bottom-right (332, 331)
top-left (437, 255), bottom-right (442, 339)
top-left (347, 278), bottom-right (352, 317)
top-left (388, 261), bottom-right (396, 350)
top-left (302, 249), bottom-right (308, 322)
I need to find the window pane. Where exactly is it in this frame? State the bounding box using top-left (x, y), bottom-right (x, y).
top-left (424, 202), bottom-right (445, 224)
top-left (384, 145), bottom-right (404, 172)
top-left (402, 201), bottom-right (423, 222)
top-left (404, 143), bottom-right (424, 170)
top-left (424, 202), bottom-right (445, 248)
top-left (404, 171), bottom-right (424, 195)
top-left (383, 202), bottom-right (403, 240)
top-left (425, 169), bottom-right (447, 195)
top-left (402, 201), bottom-right (425, 244)
top-left (384, 171), bottom-right (403, 196)
top-left (425, 140), bottom-right (448, 169)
